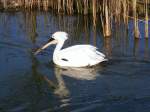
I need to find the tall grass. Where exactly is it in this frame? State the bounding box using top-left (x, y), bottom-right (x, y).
top-left (0, 0), bottom-right (149, 38)
top-left (133, 0), bottom-right (140, 38)
top-left (145, 0), bottom-right (149, 38)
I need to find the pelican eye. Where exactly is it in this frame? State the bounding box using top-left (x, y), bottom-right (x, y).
top-left (48, 38), bottom-right (55, 42)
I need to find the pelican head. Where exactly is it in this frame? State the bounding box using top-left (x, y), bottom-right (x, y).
top-left (52, 31), bottom-right (68, 42)
top-left (34, 31), bottom-right (68, 55)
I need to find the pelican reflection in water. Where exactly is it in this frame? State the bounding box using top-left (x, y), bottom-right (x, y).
top-left (43, 66), bottom-right (103, 98)
top-left (35, 31), bottom-right (107, 68)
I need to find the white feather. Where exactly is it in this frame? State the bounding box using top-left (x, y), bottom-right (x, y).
top-left (54, 44), bottom-right (107, 67)
top-left (36, 31), bottom-right (107, 67)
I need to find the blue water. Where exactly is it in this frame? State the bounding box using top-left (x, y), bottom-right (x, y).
top-left (0, 11), bottom-right (150, 112)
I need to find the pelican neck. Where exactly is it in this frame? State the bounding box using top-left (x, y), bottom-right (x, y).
top-left (54, 41), bottom-right (64, 53)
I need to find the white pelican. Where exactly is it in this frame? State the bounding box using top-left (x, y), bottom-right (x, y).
top-left (35, 31), bottom-right (107, 67)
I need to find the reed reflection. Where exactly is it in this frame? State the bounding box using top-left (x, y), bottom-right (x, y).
top-left (144, 38), bottom-right (149, 59)
top-left (104, 38), bottom-right (112, 57)
top-left (28, 11), bottom-right (37, 43)
top-left (20, 11), bottom-right (100, 47)
top-left (93, 26), bottom-right (97, 46)
top-left (83, 15), bottom-right (90, 44)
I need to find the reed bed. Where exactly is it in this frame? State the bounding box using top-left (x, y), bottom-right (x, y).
top-left (0, 0), bottom-right (149, 38)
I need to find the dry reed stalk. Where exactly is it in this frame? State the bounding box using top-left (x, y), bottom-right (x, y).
top-left (66, 0), bottom-right (69, 14)
top-left (122, 0), bottom-right (127, 23)
top-left (0, 0), bottom-right (148, 38)
top-left (24, 0), bottom-right (28, 8)
top-left (76, 0), bottom-right (82, 14)
top-left (66, 0), bottom-right (73, 14)
top-left (93, 0), bottom-right (96, 26)
top-left (97, 1), bottom-right (102, 13)
top-left (16, 0), bottom-right (21, 8)
top-left (52, 0), bottom-right (55, 9)
top-left (132, 0), bottom-right (140, 38)
top-left (103, 0), bottom-right (111, 37)
top-left (58, 0), bottom-right (61, 13)
top-left (76, 0), bottom-right (80, 13)
top-left (30, 0), bottom-right (34, 9)
top-left (2, 0), bottom-right (7, 9)
top-left (84, 0), bottom-right (88, 15)
top-left (43, 0), bottom-right (49, 11)
top-left (51, 0), bottom-right (56, 10)
top-left (68, 0), bottom-right (73, 14)
top-left (124, 0), bottom-right (129, 25)
top-left (37, 0), bottom-right (41, 10)
top-left (145, 0), bottom-right (149, 38)
top-left (114, 0), bottom-right (121, 24)
top-left (62, 0), bottom-right (65, 12)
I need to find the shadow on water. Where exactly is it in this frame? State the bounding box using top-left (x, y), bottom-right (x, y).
top-left (0, 11), bottom-right (150, 112)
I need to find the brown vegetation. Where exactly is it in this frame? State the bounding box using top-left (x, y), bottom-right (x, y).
top-left (0, 0), bottom-right (149, 38)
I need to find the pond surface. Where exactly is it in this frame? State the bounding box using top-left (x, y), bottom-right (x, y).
top-left (0, 11), bottom-right (150, 112)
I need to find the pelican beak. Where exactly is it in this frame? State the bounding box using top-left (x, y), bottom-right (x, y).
top-left (34, 38), bottom-right (57, 55)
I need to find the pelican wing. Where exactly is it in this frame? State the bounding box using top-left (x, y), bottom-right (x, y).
top-left (57, 45), bottom-right (106, 67)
